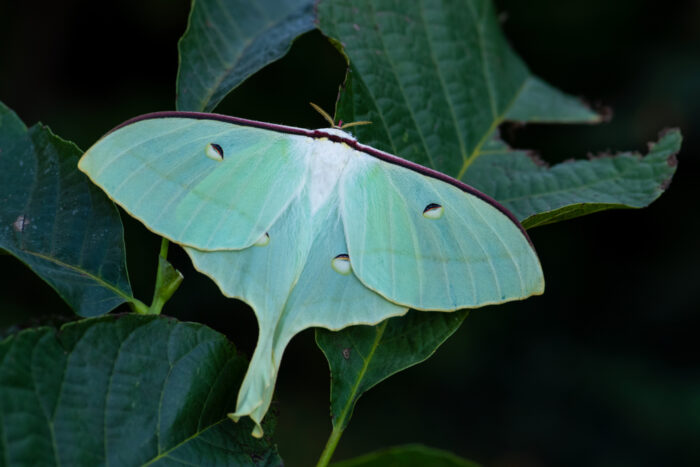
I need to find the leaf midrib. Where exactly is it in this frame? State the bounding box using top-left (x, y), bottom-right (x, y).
top-left (19, 249), bottom-right (132, 302)
top-left (143, 418), bottom-right (228, 466)
top-left (345, 0), bottom-right (531, 180)
top-left (457, 78), bottom-right (529, 179)
top-left (333, 320), bottom-right (387, 429)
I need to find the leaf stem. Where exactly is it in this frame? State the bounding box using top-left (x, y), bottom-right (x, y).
top-left (147, 238), bottom-right (183, 315)
top-left (316, 425), bottom-right (344, 467)
top-left (128, 299), bottom-right (150, 315)
top-left (158, 236), bottom-right (169, 259)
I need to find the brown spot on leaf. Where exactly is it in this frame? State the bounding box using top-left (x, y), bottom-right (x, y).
top-left (667, 154), bottom-right (678, 167)
top-left (342, 348), bottom-right (351, 360)
top-left (657, 127), bottom-right (677, 139)
top-left (588, 149), bottom-right (637, 161)
top-left (590, 101), bottom-right (613, 122)
top-left (525, 150), bottom-right (548, 167)
top-left (13, 215), bottom-right (29, 232)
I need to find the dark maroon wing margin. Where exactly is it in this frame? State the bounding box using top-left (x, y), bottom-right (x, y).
top-left (107, 111), bottom-right (534, 246)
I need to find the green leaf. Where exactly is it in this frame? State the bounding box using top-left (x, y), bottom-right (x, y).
top-left (464, 130), bottom-right (681, 228)
top-left (319, 0), bottom-right (601, 178)
top-left (0, 314), bottom-right (281, 466)
top-left (177, 0), bottom-right (316, 112)
top-left (316, 310), bottom-right (468, 430)
top-left (0, 102), bottom-right (138, 317)
top-left (331, 444), bottom-right (480, 467)
top-left (503, 76), bottom-right (601, 123)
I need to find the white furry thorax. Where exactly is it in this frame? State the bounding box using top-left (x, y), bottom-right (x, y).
top-left (314, 127), bottom-right (357, 141)
top-left (302, 136), bottom-right (356, 214)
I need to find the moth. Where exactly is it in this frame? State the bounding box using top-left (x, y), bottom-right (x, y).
top-left (79, 110), bottom-right (544, 436)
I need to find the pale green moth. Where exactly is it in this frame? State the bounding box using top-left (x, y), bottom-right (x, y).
top-left (78, 110), bottom-right (545, 437)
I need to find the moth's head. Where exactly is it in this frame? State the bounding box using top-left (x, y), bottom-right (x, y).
top-left (309, 102), bottom-right (370, 142)
top-left (315, 127), bottom-right (357, 141)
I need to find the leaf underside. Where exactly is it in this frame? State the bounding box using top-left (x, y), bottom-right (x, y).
top-left (0, 315), bottom-right (281, 466)
top-left (0, 101), bottom-right (133, 317)
top-left (177, 0), bottom-right (316, 112)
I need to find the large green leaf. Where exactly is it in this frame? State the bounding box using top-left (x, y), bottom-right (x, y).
top-left (320, 0), bottom-right (678, 219)
top-left (0, 314), bottom-right (281, 466)
top-left (0, 102), bottom-right (138, 317)
top-left (331, 445), bottom-right (479, 467)
top-left (466, 130), bottom-right (681, 228)
top-left (177, 0), bottom-right (316, 112)
top-left (316, 310), bottom-right (468, 430)
top-left (319, 0), bottom-right (600, 178)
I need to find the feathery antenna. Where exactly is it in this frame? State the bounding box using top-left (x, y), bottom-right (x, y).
top-left (309, 102), bottom-right (372, 129)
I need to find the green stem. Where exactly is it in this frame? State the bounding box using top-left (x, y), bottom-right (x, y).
top-left (316, 425), bottom-right (345, 467)
top-left (148, 238), bottom-right (180, 315)
top-left (158, 236), bottom-right (170, 259)
top-left (124, 239), bottom-right (177, 315)
top-left (128, 299), bottom-right (150, 315)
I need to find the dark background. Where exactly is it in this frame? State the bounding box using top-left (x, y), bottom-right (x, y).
top-left (1, 1), bottom-right (698, 466)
